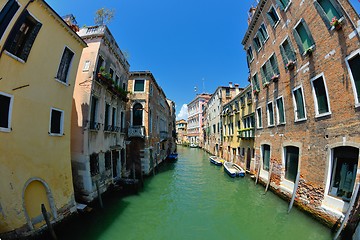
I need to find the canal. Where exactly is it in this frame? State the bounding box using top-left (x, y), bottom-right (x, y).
top-left (53, 146), bottom-right (332, 240)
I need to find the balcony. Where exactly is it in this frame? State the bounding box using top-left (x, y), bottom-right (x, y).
top-left (128, 126), bottom-right (145, 138)
top-left (238, 128), bottom-right (255, 139)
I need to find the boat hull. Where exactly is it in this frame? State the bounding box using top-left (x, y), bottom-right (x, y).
top-left (209, 156), bottom-right (223, 166)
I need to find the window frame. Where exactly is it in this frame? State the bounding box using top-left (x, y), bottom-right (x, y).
top-left (310, 73), bottom-right (332, 118)
top-left (267, 101), bottom-right (275, 127)
top-left (292, 85), bottom-right (307, 122)
top-left (0, 91), bottom-right (14, 132)
top-left (256, 107), bottom-right (263, 129)
top-left (267, 5), bottom-right (280, 28)
top-left (0, 0), bottom-right (21, 42)
top-left (89, 95), bottom-right (100, 131)
top-left (345, 49), bottom-right (360, 108)
top-left (49, 107), bottom-right (64, 136)
top-left (55, 46), bottom-right (75, 85)
top-left (83, 60), bottom-right (90, 72)
top-left (247, 45), bottom-right (254, 63)
top-left (283, 146), bottom-right (300, 183)
top-left (133, 79), bottom-right (146, 92)
top-left (276, 96), bottom-right (286, 125)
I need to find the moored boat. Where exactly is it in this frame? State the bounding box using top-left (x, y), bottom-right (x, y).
top-left (209, 156), bottom-right (223, 166)
top-left (190, 143), bottom-right (198, 148)
top-left (167, 153), bottom-right (178, 162)
top-left (224, 161), bottom-right (245, 177)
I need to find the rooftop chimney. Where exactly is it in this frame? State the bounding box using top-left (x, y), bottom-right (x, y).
top-left (234, 84), bottom-right (240, 95)
top-left (247, 7), bottom-right (257, 25)
top-left (229, 82), bottom-right (233, 88)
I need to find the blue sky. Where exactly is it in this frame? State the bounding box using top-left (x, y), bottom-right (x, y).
top-left (46, 0), bottom-right (360, 120)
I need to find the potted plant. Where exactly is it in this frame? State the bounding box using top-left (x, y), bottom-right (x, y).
top-left (304, 47), bottom-right (313, 57)
top-left (286, 61), bottom-right (295, 70)
top-left (330, 17), bottom-right (342, 30)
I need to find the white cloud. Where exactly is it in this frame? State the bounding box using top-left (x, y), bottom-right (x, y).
top-left (176, 104), bottom-right (188, 120)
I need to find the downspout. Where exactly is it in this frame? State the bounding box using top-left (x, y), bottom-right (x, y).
top-left (336, 0), bottom-right (360, 40)
top-left (0, 0), bottom-right (35, 58)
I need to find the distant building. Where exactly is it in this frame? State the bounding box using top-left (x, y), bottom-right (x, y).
top-left (187, 93), bottom-right (211, 147)
top-left (176, 119), bottom-right (188, 144)
top-left (71, 25), bottom-right (130, 203)
top-left (221, 85), bottom-right (255, 171)
top-left (203, 83), bottom-right (241, 156)
top-left (0, 1), bottom-right (86, 238)
top-left (242, 0), bottom-right (360, 227)
top-left (127, 71), bottom-right (175, 176)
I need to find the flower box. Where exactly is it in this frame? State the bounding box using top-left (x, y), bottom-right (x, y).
top-left (286, 61), bottom-right (295, 70)
top-left (271, 74), bottom-right (279, 82)
top-left (330, 17), bottom-right (342, 31)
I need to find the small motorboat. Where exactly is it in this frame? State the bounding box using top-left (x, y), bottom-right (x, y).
top-left (190, 143), bottom-right (198, 148)
top-left (209, 156), bottom-right (224, 166)
top-left (224, 161), bottom-right (245, 177)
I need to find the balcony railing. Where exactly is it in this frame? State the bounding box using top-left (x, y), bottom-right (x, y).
top-left (128, 126), bottom-right (145, 138)
top-left (238, 128), bottom-right (255, 139)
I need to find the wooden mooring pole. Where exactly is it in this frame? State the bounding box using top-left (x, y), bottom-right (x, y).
top-left (265, 163), bottom-right (273, 193)
top-left (96, 180), bottom-right (104, 209)
top-left (333, 182), bottom-right (360, 240)
top-left (287, 172), bottom-right (300, 213)
top-left (41, 204), bottom-right (57, 240)
top-left (255, 160), bottom-right (261, 185)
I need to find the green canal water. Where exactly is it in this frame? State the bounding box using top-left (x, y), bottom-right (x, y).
top-left (55, 146), bottom-right (332, 240)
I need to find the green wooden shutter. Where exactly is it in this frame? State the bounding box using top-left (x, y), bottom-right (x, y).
top-left (301, 19), bottom-right (315, 49)
top-left (257, 31), bottom-right (264, 46)
top-left (277, 98), bottom-right (285, 123)
top-left (314, 1), bottom-right (332, 29)
top-left (253, 38), bottom-right (259, 52)
top-left (295, 88), bottom-right (305, 119)
top-left (288, 39), bottom-right (297, 61)
top-left (276, 0), bottom-right (285, 11)
top-left (266, 12), bottom-right (275, 27)
top-left (348, 55), bottom-right (360, 102)
top-left (279, 44), bottom-right (288, 68)
top-left (293, 27), bottom-right (305, 55)
top-left (313, 77), bottom-right (329, 114)
top-left (271, 55), bottom-right (280, 75)
top-left (0, 0), bottom-right (20, 39)
top-left (266, 61), bottom-right (273, 80)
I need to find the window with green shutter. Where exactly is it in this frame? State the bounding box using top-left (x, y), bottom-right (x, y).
top-left (284, 146), bottom-right (299, 182)
top-left (269, 54), bottom-right (280, 76)
top-left (261, 64), bottom-right (270, 85)
top-left (257, 107), bottom-right (262, 128)
top-left (276, 97), bottom-right (285, 124)
top-left (311, 75), bottom-right (330, 116)
top-left (247, 46), bottom-right (254, 63)
top-left (279, 38), bottom-right (296, 68)
top-left (253, 36), bottom-right (261, 52)
top-left (252, 73), bottom-right (260, 91)
top-left (347, 53), bottom-right (360, 104)
top-left (267, 102), bottom-right (274, 126)
top-left (276, 0), bottom-right (291, 11)
top-left (293, 19), bottom-right (315, 55)
top-left (267, 6), bottom-right (280, 28)
top-left (262, 144), bottom-right (271, 171)
top-left (314, 0), bottom-right (342, 29)
top-left (293, 87), bottom-right (306, 121)
top-left (258, 23), bottom-right (269, 44)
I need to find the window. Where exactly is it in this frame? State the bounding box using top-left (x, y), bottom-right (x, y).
top-left (56, 47), bottom-right (74, 84)
top-left (115, 75), bottom-right (120, 86)
top-left (293, 19), bottom-right (315, 55)
top-left (5, 10), bottom-right (42, 62)
top-left (50, 108), bottom-right (64, 135)
top-left (134, 79), bottom-right (145, 92)
top-left (105, 151), bottom-right (112, 170)
top-left (133, 103), bottom-right (143, 126)
top-left (262, 144), bottom-right (270, 171)
top-left (311, 74), bottom-right (331, 117)
top-left (226, 88), bottom-right (230, 97)
top-left (95, 56), bottom-right (104, 76)
top-left (109, 67), bottom-right (114, 79)
top-left (279, 38), bottom-right (297, 69)
top-left (269, 54), bottom-right (280, 77)
top-left (267, 102), bottom-right (274, 127)
top-left (120, 111), bottom-right (125, 132)
top-left (253, 36), bottom-right (262, 52)
top-left (256, 107), bottom-right (262, 128)
top-left (0, 92), bottom-right (13, 131)
top-left (292, 86), bottom-right (306, 121)
top-left (252, 73), bottom-right (260, 91)
top-left (0, 0), bottom-right (20, 40)
top-left (83, 60), bottom-right (90, 71)
top-left (276, 97), bottom-right (286, 124)
top-left (276, 0), bottom-right (291, 11)
top-left (328, 147), bottom-right (359, 201)
top-left (258, 24), bottom-right (269, 44)
top-left (150, 83), bottom-right (153, 96)
top-left (314, 0), bottom-right (342, 29)
top-left (89, 96), bottom-right (99, 130)
top-left (112, 107), bottom-right (117, 131)
top-left (267, 6), bottom-right (280, 28)
top-left (284, 146), bottom-right (299, 182)
top-left (346, 51), bottom-right (360, 106)
top-left (247, 46), bottom-right (254, 63)
top-left (104, 103), bottom-right (111, 131)
top-left (213, 124), bottom-right (216, 134)
top-left (90, 153), bottom-right (99, 176)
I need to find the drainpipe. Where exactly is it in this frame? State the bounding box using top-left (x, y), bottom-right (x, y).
top-left (0, 0), bottom-right (35, 58)
top-left (336, 0), bottom-right (360, 40)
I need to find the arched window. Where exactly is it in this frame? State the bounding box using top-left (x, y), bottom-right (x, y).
top-left (133, 103), bottom-right (143, 126)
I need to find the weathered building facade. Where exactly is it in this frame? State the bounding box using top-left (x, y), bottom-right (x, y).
top-left (203, 83), bottom-right (241, 156)
top-left (176, 119), bottom-right (188, 144)
top-left (127, 71), bottom-right (175, 176)
top-left (221, 85), bottom-right (255, 171)
top-left (0, 1), bottom-right (86, 237)
top-left (242, 0), bottom-right (360, 227)
top-left (187, 93), bottom-right (211, 147)
top-left (71, 25), bottom-right (130, 203)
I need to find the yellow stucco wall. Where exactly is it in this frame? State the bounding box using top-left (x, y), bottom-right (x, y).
top-left (0, 0), bottom-right (85, 234)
